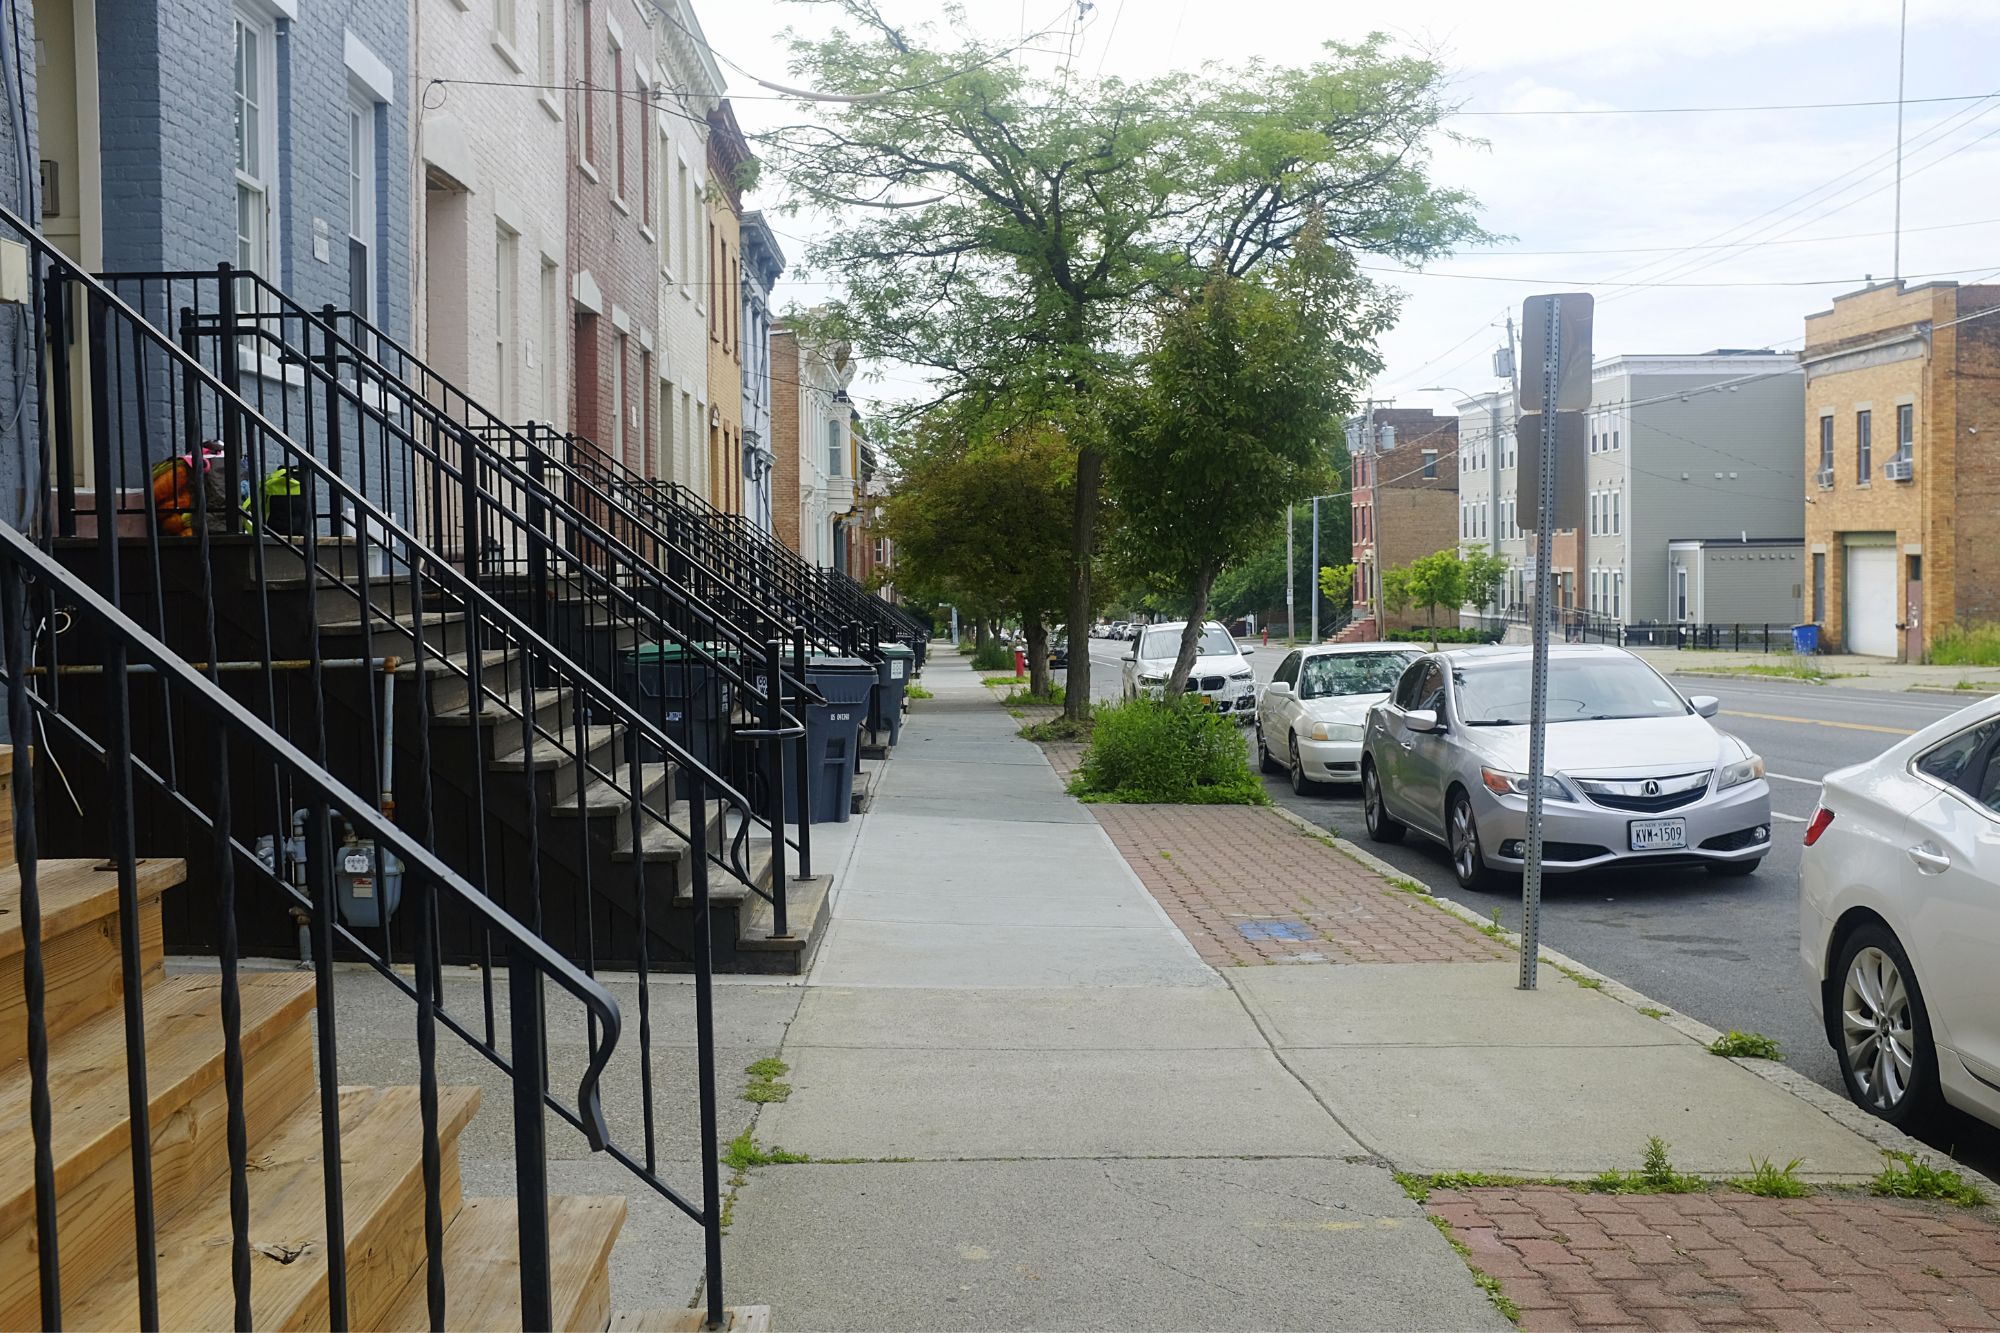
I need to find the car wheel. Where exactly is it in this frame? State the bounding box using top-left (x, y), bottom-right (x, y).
top-left (1707, 858), bottom-right (1762, 878)
top-left (1832, 924), bottom-right (1944, 1133)
top-left (1362, 759), bottom-right (1404, 843)
top-left (1289, 735), bottom-right (1320, 797)
top-left (1256, 724), bottom-right (1280, 774)
top-left (1447, 790), bottom-right (1502, 892)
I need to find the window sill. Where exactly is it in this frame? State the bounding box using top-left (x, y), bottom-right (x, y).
top-left (578, 160), bottom-right (600, 184)
top-left (490, 31), bottom-right (527, 73)
top-left (611, 195), bottom-right (631, 217)
top-left (538, 91), bottom-right (562, 122)
top-left (250, 350), bottom-right (305, 389)
top-left (639, 225), bottom-right (656, 245)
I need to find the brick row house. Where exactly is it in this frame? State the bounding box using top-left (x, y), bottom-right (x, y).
top-left (1347, 407), bottom-right (1458, 638)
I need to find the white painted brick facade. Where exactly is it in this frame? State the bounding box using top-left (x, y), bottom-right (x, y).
top-left (649, 0), bottom-right (723, 492)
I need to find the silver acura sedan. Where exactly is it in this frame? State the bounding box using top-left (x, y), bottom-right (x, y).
top-left (1360, 644), bottom-right (1773, 891)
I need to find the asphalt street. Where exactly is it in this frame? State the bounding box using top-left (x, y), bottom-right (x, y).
top-left (1075, 634), bottom-right (2000, 1172)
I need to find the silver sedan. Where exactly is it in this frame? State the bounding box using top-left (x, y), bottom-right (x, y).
top-left (1360, 644), bottom-right (1773, 892)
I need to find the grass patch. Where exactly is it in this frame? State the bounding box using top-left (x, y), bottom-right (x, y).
top-left (1929, 622), bottom-right (2000, 668)
top-left (1067, 695), bottom-right (1268, 806)
top-left (1731, 1156), bottom-right (1813, 1198)
top-left (723, 1128), bottom-right (810, 1170)
top-left (1020, 715), bottom-right (1092, 742)
top-left (1550, 961), bottom-right (1603, 989)
top-left (742, 1057), bottom-right (794, 1104)
top-left (1427, 1215), bottom-right (1521, 1324)
top-left (1003, 683), bottom-right (1066, 707)
top-left (1871, 1151), bottom-right (1988, 1206)
top-left (1638, 1006), bottom-right (1668, 1020)
top-left (1585, 1137), bottom-right (1707, 1195)
top-left (905, 682), bottom-right (933, 700)
top-left (1709, 1030), bottom-right (1782, 1060)
top-left (1683, 659), bottom-right (1846, 682)
top-left (1396, 1170), bottom-right (1540, 1204)
top-left (969, 640), bottom-right (1015, 672)
top-left (954, 638), bottom-right (975, 655)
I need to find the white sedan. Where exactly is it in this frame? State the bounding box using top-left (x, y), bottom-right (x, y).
top-left (1256, 643), bottom-right (1421, 796)
top-left (1800, 696), bottom-right (2000, 1134)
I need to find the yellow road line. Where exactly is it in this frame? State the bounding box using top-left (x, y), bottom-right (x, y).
top-left (1722, 709), bottom-right (1913, 736)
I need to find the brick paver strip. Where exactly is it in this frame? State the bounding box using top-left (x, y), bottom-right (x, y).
top-left (1088, 803), bottom-right (1507, 967)
top-left (1432, 1185), bottom-right (2000, 1331)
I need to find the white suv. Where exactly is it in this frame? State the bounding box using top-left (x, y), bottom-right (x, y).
top-left (1121, 621), bottom-right (1258, 720)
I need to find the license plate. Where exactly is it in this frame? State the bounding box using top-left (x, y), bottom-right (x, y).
top-left (1629, 818), bottom-right (1687, 851)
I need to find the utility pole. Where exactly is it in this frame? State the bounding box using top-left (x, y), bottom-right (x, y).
top-left (1310, 495), bottom-right (1320, 643)
top-left (1285, 503), bottom-right (1295, 641)
top-left (1894, 0), bottom-right (1909, 281)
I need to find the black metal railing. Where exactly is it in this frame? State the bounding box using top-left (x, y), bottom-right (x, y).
top-left (1470, 604), bottom-right (1799, 652)
top-left (68, 250), bottom-right (803, 931)
top-left (0, 522), bottom-right (730, 1327)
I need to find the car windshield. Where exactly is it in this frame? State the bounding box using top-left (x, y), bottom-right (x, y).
top-left (1299, 651), bottom-right (1418, 700)
top-left (1140, 625), bottom-right (1236, 660)
top-left (1452, 656), bottom-right (1691, 725)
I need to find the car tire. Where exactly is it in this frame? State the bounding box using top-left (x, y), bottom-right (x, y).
top-left (1447, 789), bottom-right (1503, 892)
top-left (1256, 725), bottom-right (1281, 774)
top-left (1289, 735), bottom-right (1320, 797)
top-left (1831, 923), bottom-right (1944, 1134)
top-left (1362, 759), bottom-right (1404, 843)
top-left (1707, 858), bottom-right (1762, 878)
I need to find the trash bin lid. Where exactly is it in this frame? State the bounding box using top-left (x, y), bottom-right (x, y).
top-left (807, 655), bottom-right (878, 674)
top-left (878, 644), bottom-right (915, 660)
top-left (627, 641), bottom-right (740, 663)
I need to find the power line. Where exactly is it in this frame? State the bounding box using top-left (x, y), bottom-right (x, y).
top-left (1451, 90), bottom-right (1997, 118)
top-left (1462, 214), bottom-right (2000, 258)
top-left (1364, 262), bottom-right (2000, 290)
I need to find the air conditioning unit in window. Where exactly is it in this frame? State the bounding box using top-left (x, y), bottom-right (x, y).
top-left (1814, 467), bottom-right (1835, 490)
top-left (1883, 457), bottom-right (1914, 482)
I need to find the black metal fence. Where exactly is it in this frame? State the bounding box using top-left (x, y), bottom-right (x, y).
top-left (1468, 606), bottom-right (1801, 653)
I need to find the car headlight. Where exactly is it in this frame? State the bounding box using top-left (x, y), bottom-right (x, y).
top-left (1230, 670), bottom-right (1253, 683)
top-left (1308, 721), bottom-right (1363, 742)
top-left (1480, 767), bottom-right (1575, 801)
top-left (1137, 672), bottom-right (1166, 686)
top-left (1717, 754), bottom-right (1765, 790)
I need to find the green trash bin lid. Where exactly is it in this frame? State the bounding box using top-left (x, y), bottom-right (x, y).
top-left (626, 641), bottom-right (741, 663)
top-left (878, 644), bottom-right (915, 660)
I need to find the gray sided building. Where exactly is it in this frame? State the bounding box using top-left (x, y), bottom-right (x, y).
top-left (1455, 351), bottom-right (1805, 629)
top-left (739, 210), bottom-right (784, 534)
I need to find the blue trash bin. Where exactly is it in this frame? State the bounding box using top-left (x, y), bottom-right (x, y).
top-left (1792, 623), bottom-right (1820, 656)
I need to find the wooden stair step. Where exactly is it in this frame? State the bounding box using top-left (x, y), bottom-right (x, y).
top-left (0, 971), bottom-right (318, 1329)
top-left (373, 1194), bottom-right (626, 1333)
top-left (61, 1084), bottom-right (482, 1332)
top-left (0, 857), bottom-right (183, 1070)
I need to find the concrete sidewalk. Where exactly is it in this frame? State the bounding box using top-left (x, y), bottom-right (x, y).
top-left (723, 647), bottom-right (1988, 1331)
top-left (1630, 646), bottom-right (2000, 693)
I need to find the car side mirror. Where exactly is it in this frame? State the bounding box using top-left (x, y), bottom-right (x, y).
top-left (1689, 695), bottom-right (1721, 718)
top-left (1265, 681), bottom-right (1290, 698)
top-left (1240, 645), bottom-right (1255, 654)
top-left (1123, 652), bottom-right (1136, 662)
top-left (1403, 709), bottom-right (1441, 733)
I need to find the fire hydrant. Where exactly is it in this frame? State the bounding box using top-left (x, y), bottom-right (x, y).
top-left (1014, 647), bottom-right (1027, 678)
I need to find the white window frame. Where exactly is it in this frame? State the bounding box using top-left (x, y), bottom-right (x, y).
top-left (346, 95), bottom-right (378, 323)
top-left (233, 7), bottom-right (280, 285)
top-left (1613, 571), bottom-right (1622, 619)
top-left (539, 256), bottom-right (560, 421)
top-left (1612, 490), bottom-right (1621, 535)
top-left (495, 224), bottom-right (518, 417)
top-left (613, 330), bottom-right (629, 464)
top-left (827, 417), bottom-right (843, 477)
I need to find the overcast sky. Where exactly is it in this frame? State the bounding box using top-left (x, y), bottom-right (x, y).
top-left (698, 0), bottom-right (2000, 415)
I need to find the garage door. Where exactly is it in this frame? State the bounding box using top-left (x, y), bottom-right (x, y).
top-left (1845, 545), bottom-right (1897, 657)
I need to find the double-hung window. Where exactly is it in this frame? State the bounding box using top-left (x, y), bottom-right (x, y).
top-left (233, 8), bottom-right (278, 291)
top-left (1611, 490), bottom-right (1620, 535)
top-left (1818, 414), bottom-right (1835, 480)
top-left (827, 419), bottom-right (843, 477)
top-left (1897, 403), bottom-right (1914, 464)
top-left (347, 98), bottom-right (377, 322)
top-left (1857, 409), bottom-right (1873, 482)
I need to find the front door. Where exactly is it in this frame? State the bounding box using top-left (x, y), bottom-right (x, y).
top-left (1905, 559), bottom-right (1923, 663)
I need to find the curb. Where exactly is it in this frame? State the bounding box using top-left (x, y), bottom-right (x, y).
top-left (1262, 802), bottom-right (2000, 1200)
top-left (1906, 684), bottom-right (1999, 698)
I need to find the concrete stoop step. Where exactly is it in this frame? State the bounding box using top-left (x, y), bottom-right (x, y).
top-left (850, 765), bottom-right (879, 815)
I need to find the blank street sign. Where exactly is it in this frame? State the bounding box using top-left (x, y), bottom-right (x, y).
top-left (1519, 293), bottom-right (1594, 414)
top-left (1515, 411), bottom-right (1587, 532)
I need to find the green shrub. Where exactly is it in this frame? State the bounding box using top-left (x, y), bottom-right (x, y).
top-left (954, 638), bottom-right (976, 655)
top-left (1709, 1030), bottom-right (1782, 1059)
top-left (1068, 695), bottom-right (1267, 805)
top-left (970, 640), bottom-right (1015, 672)
top-left (1385, 626), bottom-right (1505, 645)
top-left (1929, 623), bottom-right (2000, 667)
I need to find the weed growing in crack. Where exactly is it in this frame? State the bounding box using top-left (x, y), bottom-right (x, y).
top-left (742, 1056), bottom-right (794, 1104)
top-left (1732, 1157), bottom-right (1812, 1198)
top-left (1709, 1030), bottom-right (1782, 1059)
top-left (1427, 1215), bottom-right (1521, 1324)
top-left (1586, 1137), bottom-right (1706, 1194)
top-left (723, 1128), bottom-right (810, 1170)
top-left (1871, 1151), bottom-right (1988, 1206)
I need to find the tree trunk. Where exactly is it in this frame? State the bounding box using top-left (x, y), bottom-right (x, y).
top-left (1025, 614), bottom-right (1051, 698)
top-left (1062, 444), bottom-right (1104, 721)
top-left (1165, 564), bottom-right (1220, 699)
top-left (974, 619), bottom-right (991, 651)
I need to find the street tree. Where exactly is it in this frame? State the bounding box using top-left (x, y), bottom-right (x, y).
top-left (1108, 234), bottom-right (1379, 696)
top-left (1318, 562), bottom-right (1357, 622)
top-left (1400, 548), bottom-right (1466, 627)
top-left (877, 417), bottom-right (1074, 696)
top-left (1460, 546), bottom-right (1510, 616)
top-left (768, 1), bottom-right (1487, 718)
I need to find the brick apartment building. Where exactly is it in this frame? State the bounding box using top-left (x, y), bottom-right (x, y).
top-left (704, 104), bottom-right (750, 513)
top-left (566, 0), bottom-right (660, 474)
top-left (1348, 408), bottom-right (1458, 637)
top-left (1802, 280), bottom-right (2000, 660)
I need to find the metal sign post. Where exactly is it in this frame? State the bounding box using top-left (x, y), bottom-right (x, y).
top-left (1515, 293), bottom-right (1593, 991)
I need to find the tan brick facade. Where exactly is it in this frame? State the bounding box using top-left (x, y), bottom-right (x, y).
top-left (1350, 409), bottom-right (1459, 635)
top-left (1802, 281), bottom-right (2000, 659)
top-left (769, 329), bottom-right (803, 553)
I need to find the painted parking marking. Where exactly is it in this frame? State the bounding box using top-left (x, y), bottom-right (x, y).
top-left (1769, 811), bottom-right (1808, 823)
top-left (1722, 709), bottom-right (1913, 737)
top-left (1766, 772), bottom-right (1823, 786)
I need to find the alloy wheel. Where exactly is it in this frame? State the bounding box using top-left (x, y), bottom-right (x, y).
top-left (1451, 800), bottom-right (1480, 883)
top-left (1289, 737), bottom-right (1311, 796)
top-left (1842, 946), bottom-right (1915, 1110)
